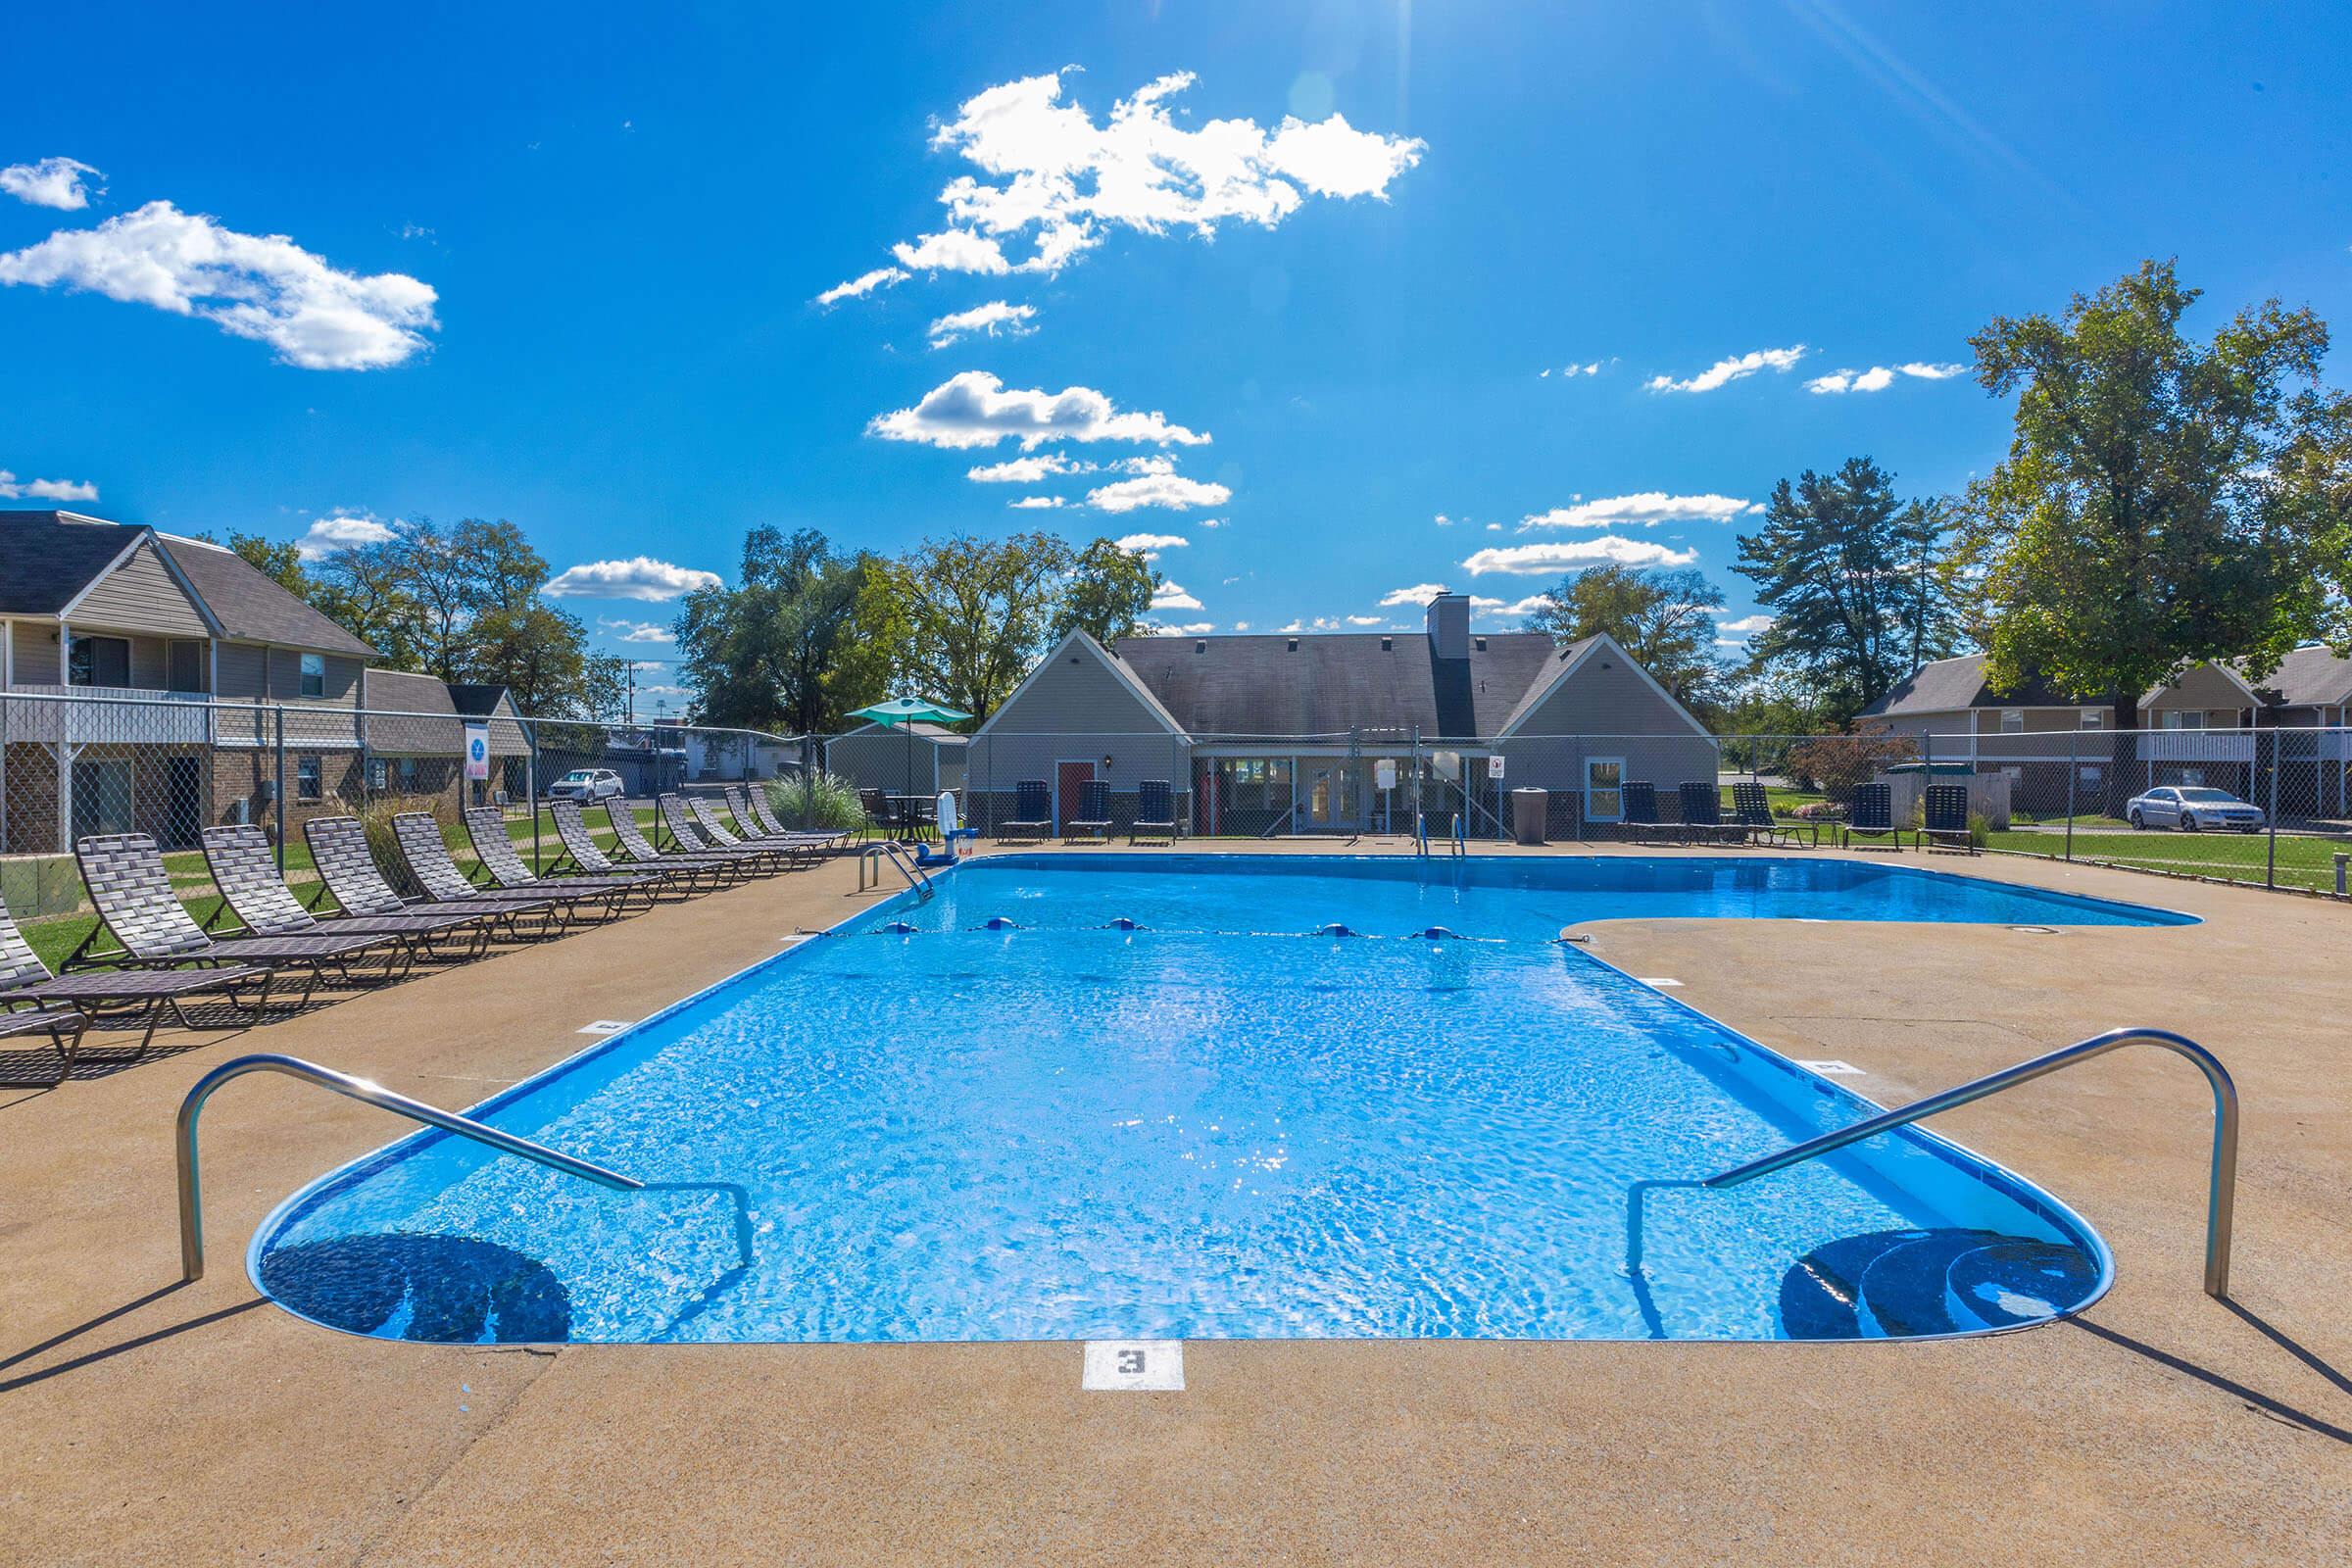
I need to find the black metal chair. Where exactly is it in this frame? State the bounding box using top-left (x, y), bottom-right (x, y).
top-left (1066, 779), bottom-right (1112, 843)
top-left (1620, 781), bottom-right (1671, 844)
top-left (1678, 782), bottom-right (1731, 845)
top-left (1003, 780), bottom-right (1053, 842)
top-left (858, 788), bottom-right (892, 840)
top-left (1841, 782), bottom-right (1903, 851)
top-left (1731, 781), bottom-right (1815, 847)
top-left (1130, 779), bottom-right (1177, 845)
top-left (205, 823), bottom-right (490, 959)
top-left (1918, 783), bottom-right (1977, 854)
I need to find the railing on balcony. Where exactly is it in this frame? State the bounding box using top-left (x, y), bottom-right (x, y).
top-left (2, 685), bottom-right (214, 746)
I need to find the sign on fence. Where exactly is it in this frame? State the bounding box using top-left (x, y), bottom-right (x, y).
top-left (464, 722), bottom-right (491, 781)
top-left (1487, 755), bottom-right (1507, 780)
top-left (1374, 759), bottom-right (1396, 791)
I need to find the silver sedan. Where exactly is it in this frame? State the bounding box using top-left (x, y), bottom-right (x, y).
top-left (2126, 785), bottom-right (2265, 832)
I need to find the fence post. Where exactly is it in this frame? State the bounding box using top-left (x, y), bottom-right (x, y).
top-left (272, 703), bottom-right (287, 874)
top-left (2064, 727), bottom-right (2078, 862)
top-left (2265, 730), bottom-right (2278, 890)
top-left (526, 721), bottom-right (540, 872)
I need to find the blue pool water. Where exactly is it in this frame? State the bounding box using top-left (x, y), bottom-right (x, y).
top-left (253, 855), bottom-right (2173, 1345)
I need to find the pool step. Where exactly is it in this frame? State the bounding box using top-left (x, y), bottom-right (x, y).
top-left (1778, 1227), bottom-right (2096, 1339)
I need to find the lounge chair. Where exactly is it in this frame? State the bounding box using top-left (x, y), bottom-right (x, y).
top-left (658, 794), bottom-right (784, 872)
top-left (69, 832), bottom-right (397, 1004)
top-left (1678, 783), bottom-right (1733, 846)
top-left (1002, 780), bottom-right (1053, 843)
top-left (305, 814), bottom-right (549, 947)
top-left (545, 800), bottom-right (700, 902)
top-left (462, 808), bottom-right (658, 917)
top-left (387, 813), bottom-right (570, 935)
top-left (1065, 779), bottom-right (1112, 843)
top-left (725, 785), bottom-right (848, 855)
top-left (1130, 779), bottom-right (1177, 845)
top-left (1, 898), bottom-right (265, 1072)
top-left (602, 801), bottom-right (754, 888)
top-left (1731, 782), bottom-right (1816, 848)
top-left (685, 796), bottom-right (813, 868)
top-left (1840, 783), bottom-right (1904, 851)
top-left (1620, 781), bottom-right (1673, 845)
top-left (204, 824), bottom-right (491, 963)
top-left (1917, 783), bottom-right (1977, 855)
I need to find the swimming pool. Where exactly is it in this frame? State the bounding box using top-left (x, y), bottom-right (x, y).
top-left (253, 855), bottom-right (2180, 1346)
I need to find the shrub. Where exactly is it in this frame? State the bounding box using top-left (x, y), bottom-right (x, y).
top-left (1789, 800), bottom-right (1847, 821)
top-left (358, 794), bottom-right (455, 897)
top-left (766, 771), bottom-right (864, 833)
top-left (1784, 728), bottom-right (1917, 798)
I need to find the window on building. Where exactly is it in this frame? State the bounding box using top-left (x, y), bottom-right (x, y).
top-left (300, 653), bottom-right (325, 698)
top-left (2161, 710), bottom-right (2206, 731)
top-left (167, 640), bottom-right (207, 693)
top-left (2080, 709), bottom-right (2105, 729)
top-left (368, 759), bottom-right (388, 791)
top-left (67, 634), bottom-right (131, 688)
top-left (1999, 710), bottom-right (2024, 734)
top-left (399, 757), bottom-right (419, 791)
top-left (296, 755), bottom-right (322, 801)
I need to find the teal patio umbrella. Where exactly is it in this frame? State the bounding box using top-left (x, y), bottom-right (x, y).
top-left (847, 697), bottom-right (973, 810)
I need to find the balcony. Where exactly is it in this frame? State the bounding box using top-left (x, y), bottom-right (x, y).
top-left (3, 685), bottom-right (214, 747)
top-left (2134, 730), bottom-right (2256, 763)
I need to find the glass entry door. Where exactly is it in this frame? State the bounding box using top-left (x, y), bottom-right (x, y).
top-left (1303, 761), bottom-right (1363, 832)
top-left (1585, 758), bottom-right (1624, 823)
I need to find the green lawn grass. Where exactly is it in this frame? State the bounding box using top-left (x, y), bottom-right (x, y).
top-left (1988, 825), bottom-right (2352, 893)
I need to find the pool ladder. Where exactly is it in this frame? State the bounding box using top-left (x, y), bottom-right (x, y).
top-left (1706, 1027), bottom-right (2239, 1298)
top-left (175, 1054), bottom-right (642, 1283)
top-left (858, 840), bottom-right (935, 900)
top-left (1414, 810), bottom-right (1467, 858)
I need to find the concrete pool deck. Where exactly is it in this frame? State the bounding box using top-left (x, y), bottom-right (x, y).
top-left (2, 838), bottom-right (2345, 1564)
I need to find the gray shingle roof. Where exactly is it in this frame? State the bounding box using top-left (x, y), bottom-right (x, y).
top-left (153, 534), bottom-right (378, 659)
top-left (0, 511), bottom-right (146, 614)
top-left (1861, 653), bottom-right (2097, 716)
top-left (362, 667), bottom-right (459, 716)
top-left (2214, 646), bottom-right (2352, 710)
top-left (1112, 631), bottom-right (1558, 739)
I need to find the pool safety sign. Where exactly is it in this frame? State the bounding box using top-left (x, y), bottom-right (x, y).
top-left (1084, 1340), bottom-right (1184, 1391)
top-left (464, 722), bottom-right (491, 780)
top-left (1487, 754), bottom-right (1506, 780)
top-left (1375, 759), bottom-right (1396, 791)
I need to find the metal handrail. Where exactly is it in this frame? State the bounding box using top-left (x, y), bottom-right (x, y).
top-left (858, 840), bottom-right (934, 898)
top-left (176, 1053), bottom-right (642, 1282)
top-left (1704, 1027), bottom-right (2239, 1298)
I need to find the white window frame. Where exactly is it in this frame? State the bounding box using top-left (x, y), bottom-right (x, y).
top-left (299, 652), bottom-right (325, 698)
top-left (1999, 710), bottom-right (2025, 734)
top-left (2079, 709), bottom-right (2105, 729)
top-left (1585, 757), bottom-right (1626, 824)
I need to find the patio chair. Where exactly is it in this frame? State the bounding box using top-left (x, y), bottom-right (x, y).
top-left (1917, 783), bottom-right (1978, 855)
top-left (858, 788), bottom-right (892, 840)
top-left (1130, 779), bottom-right (1178, 845)
top-left (387, 813), bottom-right (570, 935)
top-left (1678, 782), bottom-right (1733, 846)
top-left (1002, 780), bottom-right (1053, 843)
top-left (604, 801), bottom-right (756, 887)
top-left (305, 814), bottom-right (553, 946)
top-left (1841, 783), bottom-right (1904, 851)
top-left (1620, 781), bottom-right (1674, 845)
top-left (1, 898), bottom-right (266, 1072)
top-left (1065, 779), bottom-right (1112, 843)
top-left (686, 796), bottom-right (813, 869)
top-left (545, 800), bottom-right (699, 902)
top-left (203, 823), bottom-right (492, 962)
top-left (1731, 782), bottom-right (1816, 848)
top-left (69, 832), bottom-right (398, 1004)
top-left (462, 808), bottom-right (658, 918)
top-left (658, 794), bottom-right (784, 873)
top-left (726, 785), bottom-right (849, 854)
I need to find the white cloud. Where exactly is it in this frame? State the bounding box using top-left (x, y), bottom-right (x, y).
top-left (0, 469), bottom-right (99, 502)
top-left (832, 71), bottom-right (1423, 290)
top-left (1231, 620), bottom-right (1250, 631)
top-left (1460, 537), bottom-right (1698, 575)
top-left (1717, 613), bottom-right (1776, 635)
top-left (628, 660), bottom-right (668, 673)
top-left (1378, 583), bottom-right (1451, 608)
top-left (1113, 532), bottom-right (1190, 559)
top-left (1007, 495), bottom-right (1065, 509)
top-left (1152, 579), bottom-right (1204, 612)
top-left (544, 557), bottom-right (722, 601)
top-left (1521, 491), bottom-right (1752, 530)
top-left (1470, 594), bottom-right (1550, 617)
top-left (294, 511), bottom-right (398, 560)
top-left (926, 299), bottom-right (1038, 348)
top-left (1085, 469), bottom-right (1232, 513)
top-left (967, 453), bottom-right (1088, 482)
top-left (598, 617), bottom-right (675, 644)
top-left (0, 157), bottom-right (103, 211)
top-left (1344, 614), bottom-right (1383, 626)
top-left (1196, 515), bottom-right (1225, 529)
top-left (0, 200), bottom-right (439, 369)
top-left (1542, 359), bottom-right (1609, 379)
top-left (868, 370), bottom-right (1209, 450)
top-left (1148, 620), bottom-right (1215, 636)
top-left (1807, 361), bottom-right (1968, 394)
top-left (1645, 345), bottom-right (1806, 394)
top-left (1433, 513), bottom-right (1452, 526)
top-left (815, 266), bottom-right (909, 305)
top-left (1278, 616), bottom-right (1345, 633)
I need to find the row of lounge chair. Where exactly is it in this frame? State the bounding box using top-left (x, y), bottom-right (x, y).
top-left (994, 779), bottom-right (1178, 846)
top-left (1608, 780), bottom-right (1976, 855)
top-left (0, 787), bottom-right (849, 1083)
top-left (1839, 782), bottom-right (1979, 854)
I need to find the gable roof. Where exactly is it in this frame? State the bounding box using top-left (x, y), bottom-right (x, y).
top-left (1860, 653), bottom-right (2099, 717)
top-left (1111, 629), bottom-right (1556, 739)
top-left (976, 628), bottom-right (1187, 738)
top-left (362, 667), bottom-right (460, 716)
top-left (2147, 647), bottom-right (2352, 711)
top-left (153, 533), bottom-right (378, 659)
top-left (0, 511), bottom-right (156, 615)
top-left (1494, 632), bottom-right (1713, 739)
top-left (447, 683), bottom-right (516, 717)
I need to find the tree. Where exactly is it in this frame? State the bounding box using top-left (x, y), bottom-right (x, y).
top-left (1734, 457), bottom-right (1962, 722)
top-left (308, 536), bottom-right (424, 669)
top-left (675, 527), bottom-right (872, 733)
top-left (1523, 564), bottom-right (1726, 716)
top-left (226, 532), bottom-right (310, 596)
top-left (1054, 538), bottom-right (1157, 645)
top-left (1961, 260), bottom-right (2346, 735)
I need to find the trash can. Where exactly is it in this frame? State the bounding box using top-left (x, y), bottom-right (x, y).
top-left (1511, 787), bottom-right (1548, 846)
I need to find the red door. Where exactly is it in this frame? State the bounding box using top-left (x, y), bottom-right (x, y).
top-left (1055, 760), bottom-right (1095, 831)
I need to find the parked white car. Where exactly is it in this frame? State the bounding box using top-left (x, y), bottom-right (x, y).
top-left (2125, 785), bottom-right (2264, 832)
top-left (546, 767), bottom-right (626, 804)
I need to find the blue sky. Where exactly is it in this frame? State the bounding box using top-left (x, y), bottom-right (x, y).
top-left (3, 3), bottom-right (2346, 706)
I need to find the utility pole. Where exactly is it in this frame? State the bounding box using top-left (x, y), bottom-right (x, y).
top-left (626, 662), bottom-right (636, 726)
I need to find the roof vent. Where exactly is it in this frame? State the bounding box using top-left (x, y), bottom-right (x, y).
top-left (1474, 636), bottom-right (1488, 653)
top-left (1195, 639), bottom-right (1206, 654)
top-left (1380, 636), bottom-right (1393, 652)
top-left (1286, 637), bottom-right (1299, 653)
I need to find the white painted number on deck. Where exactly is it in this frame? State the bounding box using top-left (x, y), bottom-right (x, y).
top-left (1798, 1059), bottom-right (1864, 1076)
top-left (576, 1019), bottom-right (632, 1035)
top-left (1084, 1340), bottom-right (1184, 1392)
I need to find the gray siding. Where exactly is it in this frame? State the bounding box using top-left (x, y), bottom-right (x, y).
top-left (68, 539), bottom-right (213, 639)
top-left (7, 619), bottom-right (62, 683)
top-left (214, 641), bottom-right (269, 700)
top-left (1499, 650), bottom-right (1716, 809)
top-left (827, 729), bottom-right (967, 796)
top-left (973, 638), bottom-right (1182, 793)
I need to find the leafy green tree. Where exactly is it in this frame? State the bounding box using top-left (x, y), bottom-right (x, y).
top-left (1961, 259), bottom-right (2346, 733)
top-left (307, 536), bottom-right (425, 669)
top-left (226, 532), bottom-right (310, 596)
top-left (675, 526), bottom-right (872, 733)
top-left (1523, 564), bottom-right (1726, 716)
top-left (1055, 538), bottom-right (1158, 645)
top-left (1734, 457), bottom-right (1961, 722)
